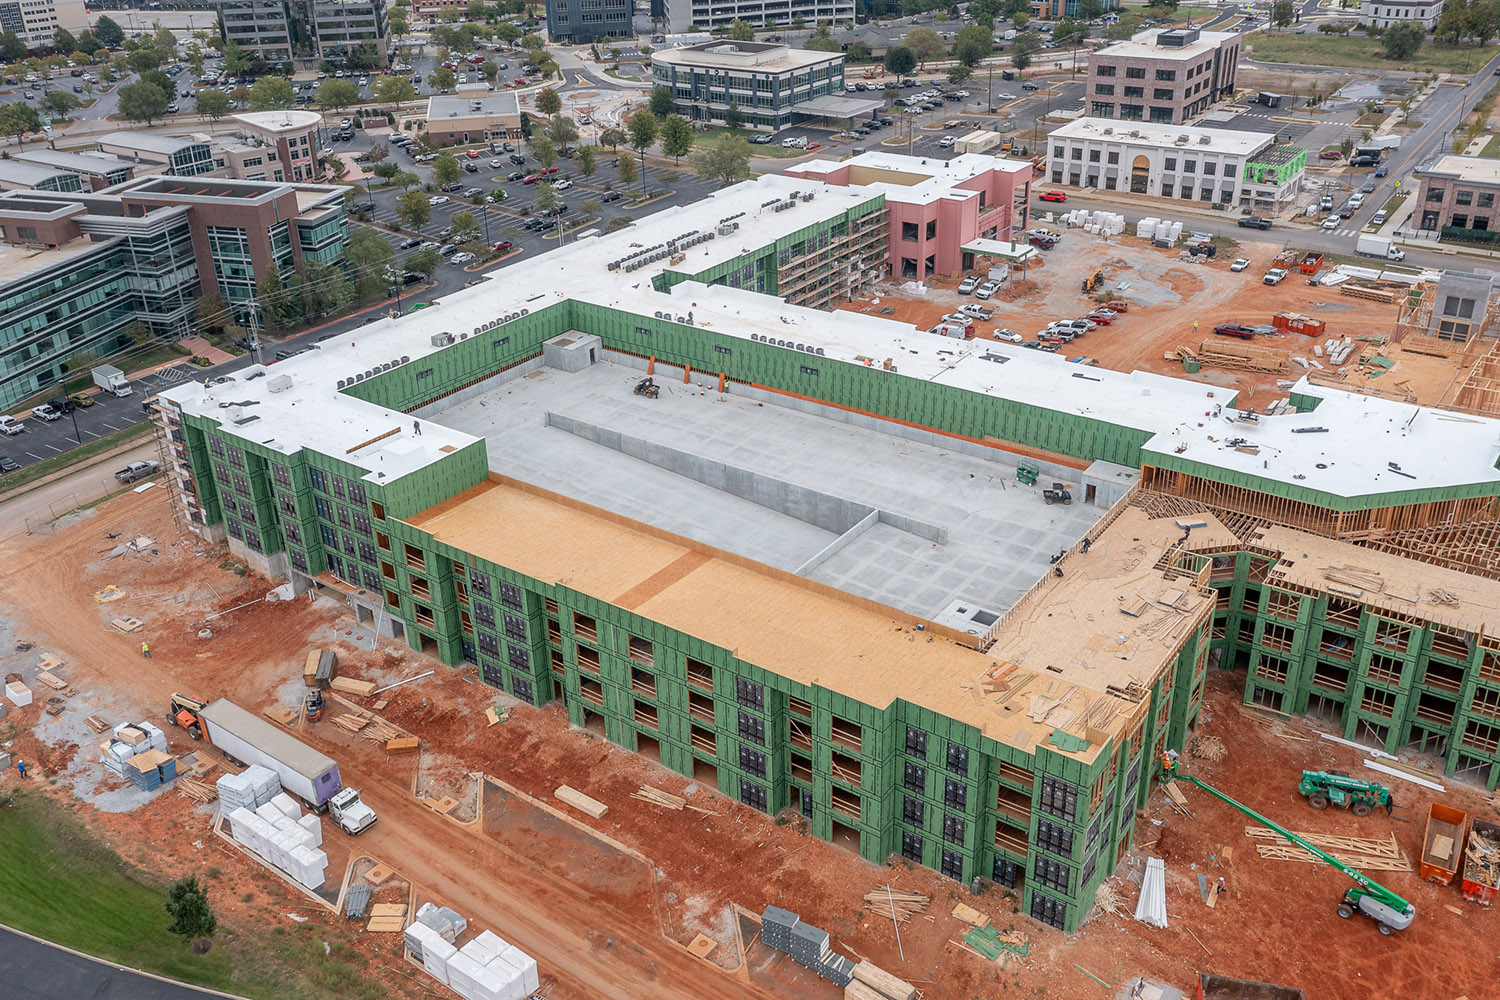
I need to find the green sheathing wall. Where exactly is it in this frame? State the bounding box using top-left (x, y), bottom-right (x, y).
top-left (1149, 451), bottom-right (1500, 512)
top-left (178, 413), bottom-right (224, 526)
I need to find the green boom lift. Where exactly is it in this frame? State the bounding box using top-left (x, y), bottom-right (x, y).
top-left (1165, 764), bottom-right (1415, 935)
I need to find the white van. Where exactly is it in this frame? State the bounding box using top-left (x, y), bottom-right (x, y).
top-left (780, 136), bottom-right (807, 148)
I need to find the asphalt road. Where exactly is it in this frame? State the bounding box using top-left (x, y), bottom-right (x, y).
top-left (0, 925), bottom-right (245, 1000)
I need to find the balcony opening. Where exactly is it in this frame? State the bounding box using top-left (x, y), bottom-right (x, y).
top-left (689, 690), bottom-right (715, 723)
top-left (633, 699), bottom-right (659, 731)
top-left (830, 714), bottom-right (863, 753)
top-left (996, 784), bottom-right (1032, 822)
top-left (579, 677), bottom-right (604, 706)
top-left (582, 706), bottom-right (606, 737)
top-left (1304, 693), bottom-right (1344, 728)
top-left (631, 666), bottom-right (657, 698)
top-left (788, 716), bottom-right (813, 751)
top-left (403, 543), bottom-right (425, 572)
top-left (788, 694), bottom-right (812, 719)
top-left (790, 751), bottom-right (813, 784)
top-left (1423, 660), bottom-right (1464, 693)
top-left (830, 819), bottom-right (861, 855)
top-left (1312, 661), bottom-right (1350, 693)
top-left (576, 645), bottom-right (600, 673)
top-left (385, 589), bottom-right (400, 609)
top-left (692, 756), bottom-right (718, 786)
top-left (687, 656), bottom-right (713, 691)
top-left (994, 820), bottom-right (1028, 858)
top-left (573, 612), bottom-right (598, 642)
top-left (550, 648), bottom-right (564, 675)
top-left (996, 758), bottom-right (1034, 788)
top-left (829, 750), bottom-right (862, 788)
top-left (547, 618), bottom-right (562, 644)
top-left (636, 732), bottom-right (662, 763)
top-left (1414, 691), bottom-right (1456, 725)
top-left (419, 632), bottom-right (438, 658)
top-left (1470, 686), bottom-right (1500, 721)
top-left (544, 596), bottom-right (558, 614)
top-left (690, 724), bottom-right (716, 757)
top-left (628, 634), bottom-right (654, 666)
top-left (411, 576), bottom-right (431, 601)
top-left (381, 561), bottom-right (396, 581)
top-left (830, 786), bottom-right (862, 822)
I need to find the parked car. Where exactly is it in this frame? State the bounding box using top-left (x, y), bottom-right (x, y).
top-left (1375, 165), bottom-right (1389, 177)
top-left (1028, 234), bottom-right (1056, 250)
top-left (1021, 82), bottom-right (1040, 91)
top-left (428, 194), bottom-right (450, 205)
top-left (555, 179), bottom-right (573, 190)
top-left (70, 392), bottom-right (94, 408)
top-left (0, 455), bottom-right (18, 474)
top-left (440, 182), bottom-right (463, 192)
top-left (463, 187), bottom-right (484, 197)
top-left (993, 329), bottom-right (1024, 343)
top-left (1319, 150), bottom-right (1343, 160)
top-left (492, 241), bottom-right (514, 253)
top-left (1230, 257), bottom-right (1251, 272)
top-left (601, 190), bottom-right (622, 202)
top-left (398, 236), bottom-right (423, 249)
top-left (1349, 193), bottom-right (1366, 208)
top-left (749, 134), bottom-right (774, 144)
top-left (1084, 309), bottom-right (1116, 324)
top-left (0, 415), bottom-right (23, 436)
top-left (1372, 209), bottom-right (1389, 226)
top-left (957, 275), bottom-right (981, 294)
top-left (938, 135), bottom-right (956, 148)
top-left (1237, 216), bottom-right (1272, 230)
top-left (1038, 191), bottom-right (1067, 203)
top-left (1213, 322), bottom-right (1257, 340)
top-left (30, 404), bottom-right (61, 422)
top-left (451, 252), bottom-right (477, 265)
top-left (959, 303), bottom-right (994, 320)
top-left (1322, 215), bottom-right (1340, 230)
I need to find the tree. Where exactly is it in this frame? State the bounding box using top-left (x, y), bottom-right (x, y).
top-left (480, 59), bottom-right (499, 82)
top-left (317, 78), bottom-right (360, 113)
top-left (691, 134), bottom-right (753, 186)
top-left (347, 227), bottom-right (397, 299)
top-left (469, 0), bottom-right (490, 19)
top-left (153, 25), bottom-right (178, 59)
top-left (450, 209), bottom-right (481, 241)
top-left (119, 81), bottom-right (169, 124)
top-left (0, 103), bottom-right (40, 144)
top-left (604, 214), bottom-right (634, 234)
top-left (577, 145), bottom-right (597, 177)
top-left (230, 86), bottom-right (251, 108)
top-left (397, 190), bottom-right (431, 229)
top-left (520, 134), bottom-right (550, 169)
top-left (884, 45), bottom-right (917, 79)
top-left (804, 27), bottom-right (840, 52)
top-left (433, 151), bottom-right (461, 186)
top-left (93, 15), bottom-right (125, 49)
top-left (660, 114), bottom-right (693, 162)
top-left (141, 70), bottom-right (173, 97)
top-left (726, 18), bottom-right (756, 40)
top-left (627, 109), bottom-right (658, 194)
top-left (75, 29), bottom-right (97, 54)
top-left (723, 102), bottom-right (746, 131)
top-left (1435, 1), bottom-right (1468, 44)
top-left (548, 115), bottom-right (578, 147)
top-left (536, 56), bottom-right (559, 80)
top-left (1339, 137), bottom-right (1354, 159)
top-left (164, 876), bottom-right (217, 941)
top-left (195, 87), bottom-right (231, 120)
top-left (1383, 21), bottom-right (1425, 59)
top-left (848, 40), bottom-right (872, 62)
top-left (390, 11), bottom-right (410, 39)
top-left (532, 180), bottom-right (560, 215)
top-left (42, 91), bottom-right (81, 119)
top-left (373, 75), bottom-right (416, 111)
top-left (194, 287), bottom-right (228, 335)
top-left (259, 269), bottom-right (300, 326)
top-left (248, 77), bottom-right (294, 111)
top-left (904, 27), bottom-right (945, 67)
top-left (373, 161), bottom-right (402, 180)
top-left (127, 48), bottom-right (161, 74)
top-left (0, 31), bottom-right (26, 62)
top-left (428, 66), bottom-right (456, 92)
top-left (1271, 0), bottom-right (1295, 28)
top-left (616, 151), bottom-right (637, 186)
top-left (52, 27), bottom-right (78, 55)
top-left (1078, 0), bottom-right (1105, 19)
top-left (405, 246), bottom-right (443, 276)
top-left (649, 85), bottom-right (675, 117)
top-left (953, 24), bottom-right (992, 67)
top-left (393, 169), bottom-right (421, 190)
top-left (535, 86), bottom-right (562, 116)
top-left (599, 127), bottom-right (626, 149)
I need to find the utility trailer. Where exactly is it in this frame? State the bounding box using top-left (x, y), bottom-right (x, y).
top-left (1420, 802), bottom-right (1469, 885)
top-left (197, 698), bottom-right (343, 812)
top-left (1461, 819), bottom-right (1498, 905)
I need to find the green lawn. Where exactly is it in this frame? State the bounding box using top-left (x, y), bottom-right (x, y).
top-left (0, 788), bottom-right (390, 999)
top-left (1244, 32), bottom-right (1489, 75)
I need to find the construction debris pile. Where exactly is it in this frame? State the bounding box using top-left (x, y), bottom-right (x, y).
top-left (1188, 734), bottom-right (1227, 762)
top-left (1464, 826), bottom-right (1499, 901)
top-left (862, 887), bottom-right (929, 922)
top-left (762, 905), bottom-right (856, 987)
top-left (405, 905), bottom-right (540, 1000)
top-left (101, 722), bottom-right (177, 790)
top-left (216, 764), bottom-right (281, 813)
top-left (225, 791), bottom-right (329, 890)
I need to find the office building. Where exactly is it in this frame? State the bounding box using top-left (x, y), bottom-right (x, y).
top-left (1415, 155), bottom-right (1500, 242)
top-left (152, 170), bottom-right (1500, 938)
top-left (1047, 118), bottom-right (1306, 213)
top-left (309, 1), bottom-right (387, 64)
top-left (212, 0), bottom-right (294, 65)
top-left (12, 149), bottom-right (138, 191)
top-left (651, 40), bottom-right (849, 131)
top-left (423, 93), bottom-right (523, 148)
top-left (96, 132), bottom-right (218, 178)
top-left (1031, 0), bottom-right (1119, 17)
top-left (0, 0), bottom-right (87, 49)
top-left (0, 176), bottom-right (348, 409)
top-left (1085, 27), bottom-right (1240, 125)
top-left (1359, 0), bottom-right (1444, 28)
top-left (788, 151), bottom-right (1034, 279)
top-left (0, 160), bottom-right (84, 194)
top-left (211, 1), bottom-right (388, 68)
top-left (546, 0), bottom-right (632, 43)
top-left (653, 0), bottom-right (856, 32)
top-left (226, 110), bottom-right (325, 182)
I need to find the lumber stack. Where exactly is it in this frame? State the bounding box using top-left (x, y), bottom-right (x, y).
top-left (951, 901), bottom-right (989, 928)
top-left (1188, 734), bottom-right (1226, 762)
top-left (862, 886), bottom-right (929, 922)
top-left (177, 776), bottom-right (218, 803)
top-left (1196, 338), bottom-right (1289, 374)
top-left (631, 784), bottom-right (719, 815)
top-left (1342, 283), bottom-right (1396, 304)
top-left (366, 902), bottom-right (407, 933)
top-left (1244, 825), bottom-right (1412, 871)
top-left (555, 785), bottom-right (608, 818)
top-left (845, 960), bottom-right (916, 1000)
top-left (329, 676), bottom-right (377, 698)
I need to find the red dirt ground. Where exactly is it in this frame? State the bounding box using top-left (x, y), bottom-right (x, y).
top-left (3, 489), bottom-right (1498, 1000)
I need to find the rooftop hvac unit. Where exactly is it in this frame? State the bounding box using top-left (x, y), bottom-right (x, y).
top-left (337, 379), bottom-right (346, 389)
top-left (815, 347), bottom-right (825, 355)
top-left (1198, 136), bottom-right (1211, 144)
top-left (431, 333), bottom-right (455, 347)
top-left (401, 355), bottom-right (409, 363)
top-left (1102, 127), bottom-right (1113, 135)
top-left (1129, 130), bottom-right (1141, 138)
top-left (717, 225), bottom-right (732, 235)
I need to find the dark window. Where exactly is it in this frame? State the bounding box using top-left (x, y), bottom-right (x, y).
top-left (943, 778), bottom-right (967, 810)
top-left (361, 567), bottom-right (381, 591)
top-left (904, 761), bottom-right (926, 793)
top-left (289, 549), bottom-right (308, 573)
top-left (1037, 819), bottom-right (1075, 856)
top-left (739, 778), bottom-right (767, 812)
top-left (478, 631), bottom-right (500, 657)
top-left (348, 481), bottom-right (366, 505)
top-left (277, 493), bottom-right (298, 518)
top-left (352, 511), bottom-right (372, 536)
top-left (1457, 190), bottom-right (1474, 206)
top-left (314, 496), bottom-right (332, 520)
top-left (905, 725), bottom-right (928, 757)
top-left (462, 637), bottom-right (477, 664)
top-left (714, 345), bottom-right (732, 355)
top-left (1040, 776), bottom-right (1078, 822)
top-left (739, 746), bottom-right (767, 778)
top-left (992, 855), bottom-right (1020, 887)
top-left (510, 675), bottom-right (535, 705)
top-left (738, 712), bottom-right (766, 746)
top-left (945, 742), bottom-right (969, 776)
top-left (208, 436), bottom-right (225, 458)
top-left (635, 326), bottom-right (653, 338)
top-left (800, 366), bottom-right (819, 377)
top-left (318, 523), bottom-right (336, 546)
top-left (231, 472), bottom-right (250, 497)
top-left (1033, 855), bottom-right (1071, 892)
top-left (337, 505), bottom-right (351, 529)
top-left (480, 658), bottom-right (503, 686)
top-left (942, 813), bottom-right (966, 845)
top-left (1030, 891), bottom-right (1067, 930)
top-left (243, 530), bottom-right (262, 553)
top-left (503, 612), bottom-right (526, 641)
top-left (331, 477), bottom-right (346, 501)
top-left (901, 831), bottom-right (923, 861)
top-left (225, 446), bottom-right (245, 471)
top-left (902, 795), bottom-right (925, 825)
top-left (474, 601), bottom-right (496, 628)
top-left (507, 643), bottom-right (531, 670)
top-left (270, 462), bottom-right (291, 488)
top-left (940, 849), bottom-right (963, 879)
top-left (736, 678), bottom-right (765, 711)
top-left (309, 467), bottom-right (326, 491)
top-left (499, 581), bottom-right (524, 610)
top-left (1096, 65), bottom-right (1116, 77)
top-left (469, 569), bottom-right (492, 596)
top-left (1125, 66), bottom-right (1145, 79)
top-left (284, 521), bottom-right (301, 545)
top-left (357, 540), bottom-right (377, 563)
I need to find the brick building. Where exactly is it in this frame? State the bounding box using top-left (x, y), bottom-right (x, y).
top-left (1085, 27), bottom-right (1240, 126)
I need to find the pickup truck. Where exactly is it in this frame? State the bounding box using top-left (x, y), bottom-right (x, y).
top-left (1213, 323), bottom-right (1257, 340)
top-left (1263, 268), bottom-right (1289, 285)
top-left (115, 460), bottom-right (160, 484)
top-left (30, 404), bottom-right (61, 422)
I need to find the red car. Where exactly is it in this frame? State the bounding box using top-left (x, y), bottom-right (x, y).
top-left (493, 240), bottom-right (514, 253)
top-left (1085, 310), bottom-right (1115, 325)
top-left (542, 166), bottom-right (557, 175)
top-left (514, 77), bottom-right (528, 86)
top-left (1039, 191), bottom-right (1067, 203)
top-left (465, 149), bottom-right (480, 159)
top-left (523, 174), bottom-right (540, 184)
top-left (1319, 150), bottom-right (1342, 160)
top-left (1214, 322), bottom-right (1256, 340)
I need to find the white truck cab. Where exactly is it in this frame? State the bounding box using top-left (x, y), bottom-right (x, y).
top-left (328, 786), bottom-right (377, 834)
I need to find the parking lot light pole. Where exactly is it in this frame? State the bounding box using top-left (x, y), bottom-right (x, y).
top-left (57, 380), bottom-right (81, 444)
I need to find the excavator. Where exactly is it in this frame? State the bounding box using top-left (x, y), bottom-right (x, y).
top-left (166, 693), bottom-right (208, 740)
top-left (1163, 760), bottom-right (1415, 935)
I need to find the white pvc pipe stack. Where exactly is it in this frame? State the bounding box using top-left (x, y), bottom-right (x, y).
top-left (1134, 857), bottom-right (1168, 928)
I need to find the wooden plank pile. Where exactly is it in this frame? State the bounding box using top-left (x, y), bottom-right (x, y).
top-left (1188, 734), bottom-right (1226, 762)
top-left (1342, 283), bottom-right (1396, 304)
top-left (332, 713), bottom-right (405, 741)
top-left (844, 960), bottom-right (917, 1000)
top-left (1244, 825), bottom-right (1412, 871)
top-left (951, 901), bottom-right (989, 928)
top-left (1162, 780), bottom-right (1194, 817)
top-left (366, 902), bottom-right (408, 933)
top-left (84, 714), bottom-right (111, 733)
top-left (329, 676), bottom-right (377, 698)
top-left (1194, 338), bottom-right (1289, 374)
top-left (555, 785), bottom-right (608, 818)
top-left (862, 886), bottom-right (928, 922)
top-left (177, 776), bottom-right (218, 803)
top-left (631, 784), bottom-right (719, 815)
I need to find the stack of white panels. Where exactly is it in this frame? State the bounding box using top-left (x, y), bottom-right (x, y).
top-left (270, 792), bottom-right (301, 819)
top-left (225, 808), bottom-right (326, 888)
top-left (100, 740), bottom-right (135, 775)
top-left (420, 929), bottom-right (457, 986)
top-left (1133, 856), bottom-right (1168, 929)
top-left (1138, 218), bottom-right (1158, 241)
top-left (297, 812), bottom-right (323, 846)
top-left (217, 765), bottom-right (281, 813)
top-left (445, 952), bottom-right (487, 999)
top-left (499, 945), bottom-right (539, 995)
top-left (405, 914), bottom-right (541, 1000)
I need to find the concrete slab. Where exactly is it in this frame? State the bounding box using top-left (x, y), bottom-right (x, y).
top-left (430, 359), bottom-right (1101, 620)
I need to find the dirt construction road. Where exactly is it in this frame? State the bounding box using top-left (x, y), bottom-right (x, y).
top-left (0, 487), bottom-right (786, 1000)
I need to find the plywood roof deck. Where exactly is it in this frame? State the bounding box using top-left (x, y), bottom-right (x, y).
top-left (406, 477), bottom-right (1207, 758)
top-left (1255, 525), bottom-right (1500, 637)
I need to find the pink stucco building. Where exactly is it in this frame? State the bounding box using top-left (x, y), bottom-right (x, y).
top-left (787, 152), bottom-right (1035, 279)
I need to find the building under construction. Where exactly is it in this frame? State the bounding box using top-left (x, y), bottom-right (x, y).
top-left (156, 173), bottom-right (1500, 933)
